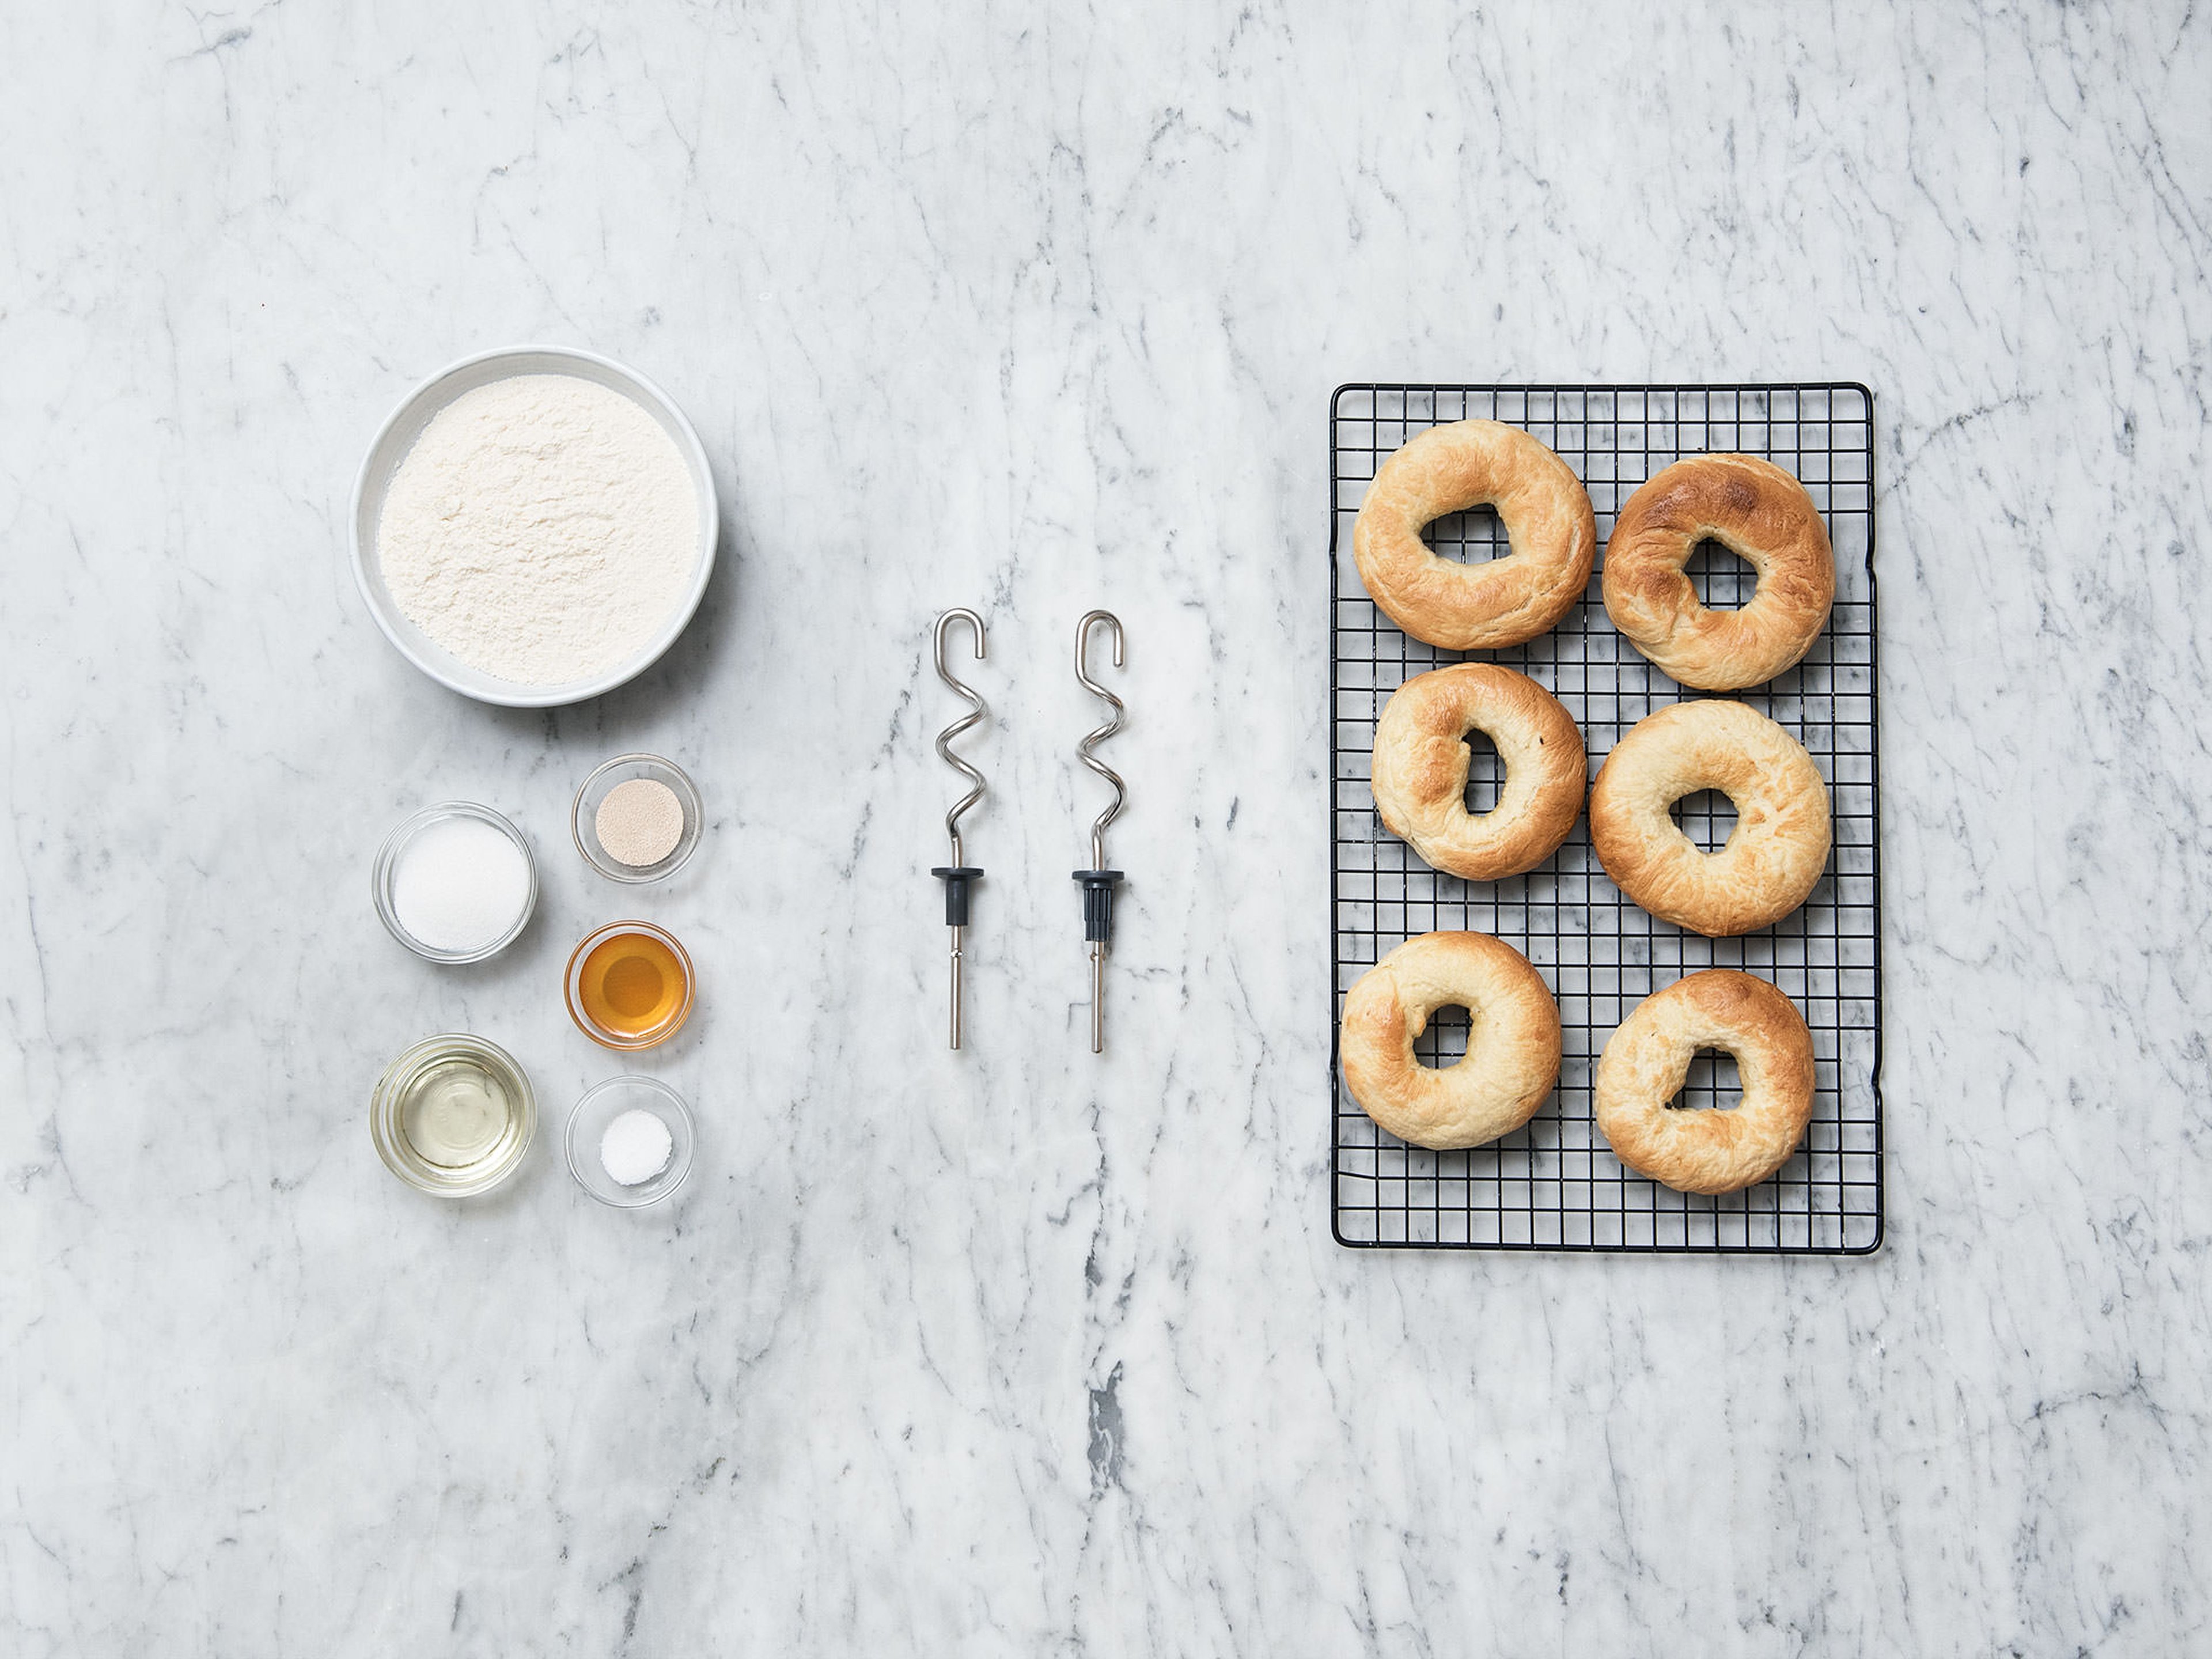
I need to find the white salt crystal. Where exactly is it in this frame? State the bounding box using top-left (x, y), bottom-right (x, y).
top-left (600, 1108), bottom-right (674, 1186)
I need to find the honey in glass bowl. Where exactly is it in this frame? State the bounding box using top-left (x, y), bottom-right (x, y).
top-left (566, 921), bottom-right (694, 1048)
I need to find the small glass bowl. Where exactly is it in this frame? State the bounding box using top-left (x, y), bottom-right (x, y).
top-left (565, 1075), bottom-right (696, 1207)
top-left (370, 1033), bottom-right (537, 1197)
top-left (372, 802), bottom-right (537, 964)
top-left (563, 919), bottom-right (696, 1050)
top-left (572, 754), bottom-right (703, 883)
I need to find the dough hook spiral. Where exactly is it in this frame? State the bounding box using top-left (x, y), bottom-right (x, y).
top-left (1075, 611), bottom-right (1126, 869)
top-left (930, 608), bottom-right (987, 1050)
top-left (1071, 610), bottom-right (1126, 1055)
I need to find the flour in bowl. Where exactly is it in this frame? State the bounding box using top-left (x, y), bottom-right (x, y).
top-left (377, 373), bottom-right (701, 687)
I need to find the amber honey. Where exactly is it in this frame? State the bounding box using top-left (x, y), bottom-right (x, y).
top-left (567, 923), bottom-right (694, 1048)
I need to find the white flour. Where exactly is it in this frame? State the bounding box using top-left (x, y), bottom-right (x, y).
top-left (377, 374), bottom-right (700, 687)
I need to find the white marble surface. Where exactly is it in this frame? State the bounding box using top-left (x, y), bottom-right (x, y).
top-left (4, 2), bottom-right (2208, 1651)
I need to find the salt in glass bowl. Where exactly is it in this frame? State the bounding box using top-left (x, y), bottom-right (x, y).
top-left (571, 752), bottom-right (703, 883)
top-left (349, 343), bottom-right (719, 710)
top-left (370, 1033), bottom-right (537, 1198)
top-left (372, 801), bottom-right (538, 965)
top-left (565, 1075), bottom-right (695, 1208)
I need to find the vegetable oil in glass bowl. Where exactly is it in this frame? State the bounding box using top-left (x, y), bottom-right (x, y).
top-left (370, 1034), bottom-right (536, 1196)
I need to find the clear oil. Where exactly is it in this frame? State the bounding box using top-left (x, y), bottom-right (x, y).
top-left (397, 1056), bottom-right (521, 1169)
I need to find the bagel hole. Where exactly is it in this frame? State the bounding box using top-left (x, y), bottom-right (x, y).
top-left (1672, 1048), bottom-right (1743, 1111)
top-left (1423, 503), bottom-right (1508, 565)
top-left (1669, 788), bottom-right (1738, 853)
top-left (1413, 1003), bottom-right (1471, 1069)
top-left (1685, 538), bottom-right (1756, 609)
top-left (1462, 729), bottom-right (1505, 815)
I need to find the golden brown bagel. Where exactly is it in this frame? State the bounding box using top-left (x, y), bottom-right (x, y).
top-left (1594, 970), bottom-right (1815, 1194)
top-left (1339, 931), bottom-right (1561, 1150)
top-left (1352, 421), bottom-right (1596, 650)
top-left (1589, 700), bottom-right (1830, 937)
top-left (1603, 454), bottom-right (1835, 690)
top-left (1369, 664), bottom-right (1585, 880)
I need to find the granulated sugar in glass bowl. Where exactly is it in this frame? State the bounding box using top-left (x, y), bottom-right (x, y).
top-left (373, 802), bottom-right (537, 964)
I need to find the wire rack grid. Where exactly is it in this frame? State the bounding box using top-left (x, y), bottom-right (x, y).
top-left (1329, 384), bottom-right (1881, 1253)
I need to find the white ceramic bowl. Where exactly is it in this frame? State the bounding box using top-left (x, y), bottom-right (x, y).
top-left (350, 344), bottom-right (719, 709)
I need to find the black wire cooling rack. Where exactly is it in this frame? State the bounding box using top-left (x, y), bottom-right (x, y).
top-left (1329, 384), bottom-right (1881, 1253)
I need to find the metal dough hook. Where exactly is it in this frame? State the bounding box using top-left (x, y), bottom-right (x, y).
top-left (931, 608), bottom-right (987, 1050)
top-left (1071, 610), bottom-right (1126, 1055)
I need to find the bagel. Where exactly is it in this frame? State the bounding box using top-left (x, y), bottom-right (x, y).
top-left (1352, 421), bottom-right (1596, 650)
top-left (1589, 700), bottom-right (1830, 937)
top-left (1594, 970), bottom-right (1815, 1194)
top-left (1602, 453), bottom-right (1835, 690)
top-left (1369, 664), bottom-right (1585, 880)
top-left (1339, 931), bottom-right (1560, 1150)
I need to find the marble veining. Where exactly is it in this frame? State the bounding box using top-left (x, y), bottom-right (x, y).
top-left (3, 2), bottom-right (2208, 1652)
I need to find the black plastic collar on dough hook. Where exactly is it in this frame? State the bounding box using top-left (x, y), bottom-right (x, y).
top-left (933, 865), bottom-right (983, 926)
top-left (1072, 869), bottom-right (1123, 942)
